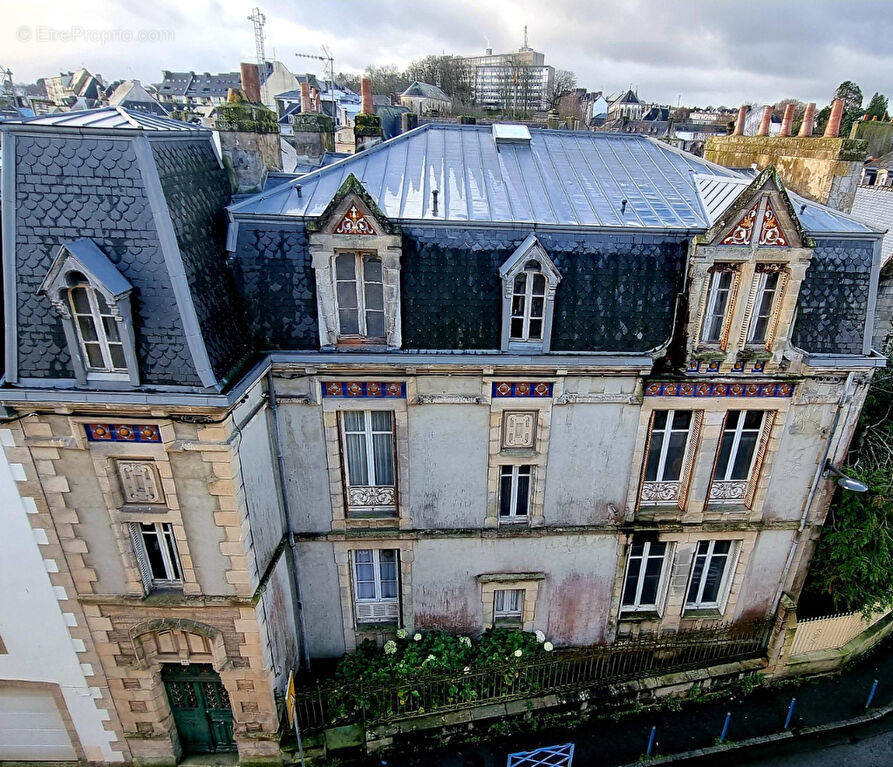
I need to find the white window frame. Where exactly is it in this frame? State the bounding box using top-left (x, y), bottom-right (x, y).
top-left (334, 251), bottom-right (385, 340)
top-left (493, 588), bottom-right (524, 623)
top-left (130, 521), bottom-right (182, 589)
top-left (715, 411), bottom-right (765, 484)
top-left (685, 540), bottom-right (737, 610)
top-left (68, 282), bottom-right (129, 380)
top-left (746, 271), bottom-right (780, 344)
top-left (340, 410), bottom-right (397, 515)
top-left (351, 548), bottom-right (400, 624)
top-left (498, 464), bottom-right (532, 522)
top-left (620, 540), bottom-right (671, 612)
top-left (640, 410), bottom-right (695, 507)
top-left (701, 269), bottom-right (734, 344)
top-left (499, 235), bottom-right (561, 352)
top-left (509, 262), bottom-right (548, 343)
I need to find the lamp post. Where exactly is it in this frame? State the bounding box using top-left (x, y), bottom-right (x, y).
top-left (824, 461), bottom-right (869, 493)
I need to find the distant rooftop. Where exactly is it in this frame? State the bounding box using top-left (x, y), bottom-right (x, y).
top-left (401, 81), bottom-right (450, 102)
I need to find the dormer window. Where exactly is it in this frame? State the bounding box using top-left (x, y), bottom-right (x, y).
top-left (68, 277), bottom-right (128, 373)
top-left (510, 261), bottom-right (547, 342)
top-left (38, 239), bottom-right (139, 386)
top-left (335, 252), bottom-right (385, 340)
top-left (701, 269), bottom-right (734, 344)
top-left (500, 235), bottom-right (561, 352)
top-left (746, 270), bottom-right (780, 345)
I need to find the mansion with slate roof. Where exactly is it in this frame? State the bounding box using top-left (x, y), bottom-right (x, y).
top-left (0, 109), bottom-right (886, 763)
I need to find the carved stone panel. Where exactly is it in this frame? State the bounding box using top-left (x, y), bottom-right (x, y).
top-left (501, 411), bottom-right (537, 449)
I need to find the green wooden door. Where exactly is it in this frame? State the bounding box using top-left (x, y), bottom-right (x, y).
top-left (162, 664), bottom-right (236, 754)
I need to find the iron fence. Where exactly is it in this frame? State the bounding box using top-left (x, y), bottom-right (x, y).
top-left (294, 619), bottom-right (770, 732)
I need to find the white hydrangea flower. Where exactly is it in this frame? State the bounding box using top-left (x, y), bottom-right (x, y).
top-left (396, 628), bottom-right (407, 639)
top-left (514, 649), bottom-right (523, 657)
top-left (543, 642), bottom-right (554, 652)
top-left (463, 666), bottom-right (471, 673)
top-left (413, 632), bottom-right (422, 641)
top-left (383, 640), bottom-right (397, 655)
top-left (459, 636), bottom-right (472, 647)
top-left (534, 630), bottom-right (546, 643)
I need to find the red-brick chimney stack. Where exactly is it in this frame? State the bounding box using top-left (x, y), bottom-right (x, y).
top-left (824, 98), bottom-right (844, 137)
top-left (798, 102), bottom-right (816, 136)
top-left (361, 77), bottom-right (374, 115)
top-left (239, 62), bottom-right (261, 103)
top-left (733, 105), bottom-right (747, 136)
top-left (757, 105), bottom-right (773, 136)
top-left (779, 104), bottom-right (795, 136)
top-left (300, 81), bottom-right (312, 113)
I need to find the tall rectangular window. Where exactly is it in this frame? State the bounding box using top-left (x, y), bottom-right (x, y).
top-left (130, 522), bottom-right (182, 589)
top-left (499, 465), bottom-right (532, 520)
top-left (510, 262), bottom-right (547, 341)
top-left (335, 252), bottom-right (385, 339)
top-left (709, 411), bottom-right (765, 504)
top-left (747, 271), bottom-right (780, 344)
top-left (493, 588), bottom-right (524, 624)
top-left (352, 549), bottom-right (399, 623)
top-left (686, 540), bottom-right (734, 609)
top-left (341, 411), bottom-right (396, 515)
top-left (621, 541), bottom-right (669, 611)
top-left (641, 410), bottom-right (693, 506)
top-left (68, 283), bottom-right (127, 372)
top-left (701, 270), bottom-right (734, 343)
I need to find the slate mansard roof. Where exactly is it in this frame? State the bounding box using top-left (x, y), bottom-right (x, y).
top-left (2, 107), bottom-right (250, 389)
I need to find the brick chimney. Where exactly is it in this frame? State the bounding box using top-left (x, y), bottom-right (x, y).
top-left (300, 81), bottom-right (312, 113)
top-left (355, 75), bottom-right (382, 152)
top-left (361, 76), bottom-right (374, 115)
top-left (780, 104), bottom-right (795, 137)
top-left (824, 98), bottom-right (844, 137)
top-left (757, 106), bottom-right (773, 136)
top-left (733, 105), bottom-right (747, 136)
top-left (239, 62), bottom-right (261, 103)
top-left (798, 103), bottom-right (816, 136)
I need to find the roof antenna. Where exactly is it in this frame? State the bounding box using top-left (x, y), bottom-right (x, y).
top-left (432, 189), bottom-right (439, 216)
top-left (621, 198), bottom-right (628, 214)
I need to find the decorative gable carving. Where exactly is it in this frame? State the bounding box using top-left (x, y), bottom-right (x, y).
top-left (758, 200), bottom-right (789, 247)
top-left (333, 204), bottom-right (377, 235)
top-left (719, 202), bottom-right (758, 246)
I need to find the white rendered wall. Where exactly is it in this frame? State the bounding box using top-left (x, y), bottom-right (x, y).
top-left (0, 437), bottom-right (121, 761)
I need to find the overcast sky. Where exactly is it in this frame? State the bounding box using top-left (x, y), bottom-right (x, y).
top-left (5, 0), bottom-right (892, 107)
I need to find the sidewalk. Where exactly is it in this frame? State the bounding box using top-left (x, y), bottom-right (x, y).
top-left (377, 638), bottom-right (891, 767)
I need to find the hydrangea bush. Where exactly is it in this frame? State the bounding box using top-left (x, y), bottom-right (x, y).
top-left (324, 628), bottom-right (554, 723)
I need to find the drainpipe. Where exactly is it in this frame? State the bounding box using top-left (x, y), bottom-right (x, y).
top-left (267, 371), bottom-right (311, 670)
top-left (771, 371), bottom-right (855, 613)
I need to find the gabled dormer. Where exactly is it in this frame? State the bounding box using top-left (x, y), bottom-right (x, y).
top-left (307, 174), bottom-right (403, 350)
top-left (38, 239), bottom-right (140, 386)
top-left (686, 168), bottom-right (814, 374)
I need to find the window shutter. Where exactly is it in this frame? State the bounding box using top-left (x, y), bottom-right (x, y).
top-left (129, 523), bottom-right (152, 591)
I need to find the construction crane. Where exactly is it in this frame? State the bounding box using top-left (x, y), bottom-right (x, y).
top-left (247, 7), bottom-right (268, 105)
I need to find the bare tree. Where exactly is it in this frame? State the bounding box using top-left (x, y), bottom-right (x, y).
top-left (546, 70), bottom-right (577, 111)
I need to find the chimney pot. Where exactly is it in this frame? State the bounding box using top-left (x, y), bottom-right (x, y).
top-left (300, 81), bottom-right (311, 113)
top-left (798, 102), bottom-right (816, 136)
top-left (361, 77), bottom-right (374, 115)
top-left (733, 105), bottom-right (747, 136)
top-left (239, 62), bottom-right (261, 103)
top-left (757, 105), bottom-right (773, 136)
top-left (780, 104), bottom-right (795, 136)
top-left (824, 98), bottom-right (844, 137)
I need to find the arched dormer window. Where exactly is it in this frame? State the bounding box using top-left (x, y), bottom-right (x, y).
top-left (67, 274), bottom-right (128, 373)
top-left (39, 239), bottom-right (139, 386)
top-left (499, 235), bottom-right (561, 352)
